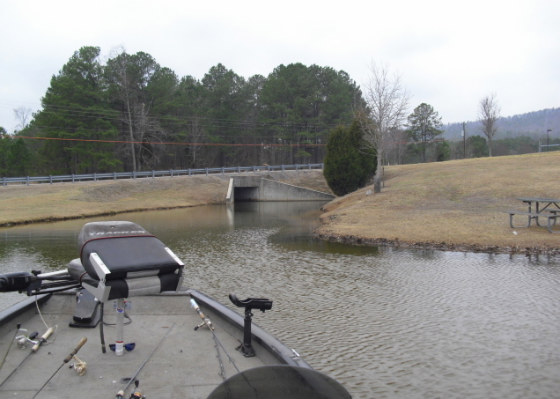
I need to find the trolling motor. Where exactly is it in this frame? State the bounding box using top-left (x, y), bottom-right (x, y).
top-left (0, 270), bottom-right (80, 295)
top-left (0, 272), bottom-right (40, 294)
top-left (229, 294), bottom-right (272, 357)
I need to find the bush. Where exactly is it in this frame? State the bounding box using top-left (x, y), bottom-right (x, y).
top-left (323, 121), bottom-right (376, 196)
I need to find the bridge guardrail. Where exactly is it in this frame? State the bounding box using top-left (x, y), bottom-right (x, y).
top-left (1, 163), bottom-right (324, 186)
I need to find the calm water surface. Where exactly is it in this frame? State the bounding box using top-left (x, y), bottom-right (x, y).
top-left (1, 203), bottom-right (559, 399)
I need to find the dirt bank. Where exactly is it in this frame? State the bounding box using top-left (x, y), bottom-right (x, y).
top-left (315, 152), bottom-right (560, 255)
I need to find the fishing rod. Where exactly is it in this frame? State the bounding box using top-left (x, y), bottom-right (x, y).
top-left (119, 379), bottom-right (143, 399)
top-left (0, 324), bottom-right (21, 370)
top-left (0, 326), bottom-right (54, 387)
top-left (189, 298), bottom-right (240, 379)
top-left (190, 297), bottom-right (224, 378)
top-left (32, 337), bottom-right (87, 399)
top-left (190, 298), bottom-right (214, 331)
top-left (115, 323), bottom-right (176, 399)
top-left (190, 297), bottom-right (225, 379)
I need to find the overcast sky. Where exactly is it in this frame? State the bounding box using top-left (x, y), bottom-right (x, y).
top-left (1, 0), bottom-right (558, 133)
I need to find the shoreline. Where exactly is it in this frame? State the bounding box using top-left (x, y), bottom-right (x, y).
top-left (2, 155), bottom-right (560, 256)
top-left (6, 200), bottom-right (551, 255)
top-left (314, 232), bottom-right (560, 256)
top-left (0, 170), bottom-right (331, 227)
top-left (0, 204), bottom-right (201, 227)
top-left (314, 152), bottom-right (560, 256)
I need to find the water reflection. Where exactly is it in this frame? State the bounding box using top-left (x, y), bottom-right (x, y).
top-left (0, 203), bottom-right (559, 399)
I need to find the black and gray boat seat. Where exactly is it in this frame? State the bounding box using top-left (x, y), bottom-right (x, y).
top-left (67, 221), bottom-right (184, 302)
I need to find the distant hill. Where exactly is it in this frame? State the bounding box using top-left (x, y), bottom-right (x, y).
top-left (443, 107), bottom-right (560, 141)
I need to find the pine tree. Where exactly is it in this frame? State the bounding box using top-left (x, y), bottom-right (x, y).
top-left (406, 103), bottom-right (444, 162)
top-left (33, 46), bottom-right (120, 174)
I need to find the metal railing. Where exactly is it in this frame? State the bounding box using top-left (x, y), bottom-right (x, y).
top-left (1, 163), bottom-right (324, 186)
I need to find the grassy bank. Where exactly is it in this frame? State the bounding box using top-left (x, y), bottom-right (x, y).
top-left (0, 175), bottom-right (227, 226)
top-left (0, 170), bottom-right (331, 226)
top-left (2, 156), bottom-right (559, 255)
top-left (316, 152), bottom-right (560, 254)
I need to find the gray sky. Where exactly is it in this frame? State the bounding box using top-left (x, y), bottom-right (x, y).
top-left (1, 0), bottom-right (558, 133)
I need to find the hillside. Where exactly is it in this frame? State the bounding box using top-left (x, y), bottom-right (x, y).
top-left (444, 107), bottom-right (559, 141)
top-left (316, 152), bottom-right (560, 254)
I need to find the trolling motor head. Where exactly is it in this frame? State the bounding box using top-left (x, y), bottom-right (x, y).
top-left (0, 272), bottom-right (39, 293)
top-left (0, 270), bottom-right (78, 296)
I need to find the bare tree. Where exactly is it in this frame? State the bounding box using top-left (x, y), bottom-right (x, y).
top-left (479, 94), bottom-right (500, 157)
top-left (106, 49), bottom-right (161, 171)
top-left (360, 63), bottom-right (408, 192)
top-left (13, 107), bottom-right (33, 131)
top-left (106, 51), bottom-right (138, 171)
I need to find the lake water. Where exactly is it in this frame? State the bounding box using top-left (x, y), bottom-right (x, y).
top-left (1, 202), bottom-right (559, 399)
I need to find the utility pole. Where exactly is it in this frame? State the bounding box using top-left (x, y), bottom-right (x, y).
top-left (462, 122), bottom-right (466, 159)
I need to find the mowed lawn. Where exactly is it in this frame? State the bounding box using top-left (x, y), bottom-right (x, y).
top-left (316, 152), bottom-right (560, 254)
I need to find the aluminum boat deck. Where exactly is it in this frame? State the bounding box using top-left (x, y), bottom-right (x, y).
top-left (0, 291), bottom-right (291, 399)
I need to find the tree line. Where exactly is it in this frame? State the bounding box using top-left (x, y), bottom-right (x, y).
top-left (2, 46), bottom-right (363, 176)
top-left (2, 47), bottom-right (553, 180)
top-left (444, 108), bottom-right (559, 141)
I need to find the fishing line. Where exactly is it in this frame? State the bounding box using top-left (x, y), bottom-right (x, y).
top-left (32, 337), bottom-right (87, 399)
top-left (116, 323), bottom-right (176, 399)
top-left (190, 298), bottom-right (239, 378)
top-left (212, 332), bottom-right (226, 380)
top-left (34, 295), bottom-right (57, 344)
top-left (0, 324), bottom-right (20, 370)
top-left (35, 296), bottom-right (50, 330)
top-left (0, 297), bottom-right (55, 387)
top-left (210, 328), bottom-right (240, 378)
top-left (0, 326), bottom-right (54, 388)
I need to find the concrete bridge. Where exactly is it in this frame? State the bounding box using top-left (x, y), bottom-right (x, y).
top-left (226, 175), bottom-right (334, 202)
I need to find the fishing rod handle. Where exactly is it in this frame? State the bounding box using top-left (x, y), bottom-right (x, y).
top-left (32, 327), bottom-right (54, 352)
top-left (64, 337), bottom-right (87, 363)
top-left (189, 298), bottom-right (199, 311)
top-left (190, 298), bottom-right (208, 318)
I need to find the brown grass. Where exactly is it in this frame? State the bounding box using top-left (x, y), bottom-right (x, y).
top-left (3, 158), bottom-right (559, 255)
top-left (316, 152), bottom-right (560, 254)
top-left (0, 176), bottom-right (228, 226)
top-left (0, 170), bottom-right (330, 226)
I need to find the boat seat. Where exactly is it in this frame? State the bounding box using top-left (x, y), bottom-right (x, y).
top-left (68, 221), bottom-right (184, 302)
top-left (67, 221), bottom-right (184, 355)
top-left (67, 259), bottom-right (182, 301)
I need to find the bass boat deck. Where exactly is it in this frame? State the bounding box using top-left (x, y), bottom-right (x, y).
top-left (0, 221), bottom-right (351, 399)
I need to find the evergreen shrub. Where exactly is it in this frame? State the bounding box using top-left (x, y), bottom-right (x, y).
top-left (323, 121), bottom-right (376, 196)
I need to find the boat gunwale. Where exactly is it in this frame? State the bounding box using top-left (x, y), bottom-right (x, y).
top-left (187, 288), bottom-right (312, 369)
top-left (0, 293), bottom-right (51, 326)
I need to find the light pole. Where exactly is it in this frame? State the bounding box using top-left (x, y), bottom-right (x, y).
top-left (547, 129), bottom-right (551, 151)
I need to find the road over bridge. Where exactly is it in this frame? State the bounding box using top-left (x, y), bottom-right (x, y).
top-left (0, 169), bottom-right (334, 226)
top-left (227, 175), bottom-right (334, 202)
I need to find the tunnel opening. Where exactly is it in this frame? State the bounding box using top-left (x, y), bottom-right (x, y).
top-left (234, 186), bottom-right (259, 202)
